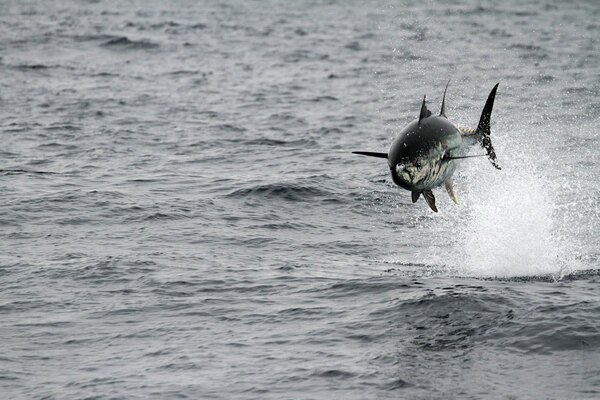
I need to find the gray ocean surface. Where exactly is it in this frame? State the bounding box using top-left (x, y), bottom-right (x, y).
top-left (1, 1), bottom-right (599, 399)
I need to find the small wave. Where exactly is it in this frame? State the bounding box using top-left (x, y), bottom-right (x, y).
top-left (9, 63), bottom-right (76, 73)
top-left (0, 169), bottom-right (58, 176)
top-left (397, 292), bottom-right (510, 351)
top-left (309, 96), bottom-right (339, 103)
top-left (283, 49), bottom-right (329, 63)
top-left (259, 221), bottom-right (317, 230)
top-left (14, 64), bottom-right (49, 70)
top-left (316, 126), bottom-right (342, 135)
top-left (45, 124), bottom-right (81, 132)
top-left (381, 378), bottom-right (414, 390)
top-left (489, 28), bottom-right (513, 38)
top-left (72, 34), bottom-right (122, 42)
top-left (73, 257), bottom-right (157, 282)
top-left (243, 138), bottom-right (289, 146)
top-left (184, 136), bottom-right (317, 152)
top-left (226, 182), bottom-right (332, 202)
top-left (310, 369), bottom-right (356, 379)
top-left (100, 36), bottom-right (159, 50)
top-left (244, 138), bottom-right (316, 147)
top-left (513, 10), bottom-right (538, 17)
top-left (508, 43), bottom-right (547, 58)
top-left (485, 268), bottom-right (600, 283)
top-left (345, 41), bottom-right (362, 51)
top-left (138, 212), bottom-right (191, 222)
top-left (37, 142), bottom-right (78, 150)
top-left (149, 21), bottom-right (180, 29)
top-left (319, 279), bottom-right (409, 298)
top-left (505, 318), bottom-right (598, 352)
top-left (212, 123), bottom-right (247, 133)
top-left (534, 74), bottom-right (555, 83)
top-left (165, 69), bottom-right (200, 76)
top-left (294, 27), bottom-right (308, 36)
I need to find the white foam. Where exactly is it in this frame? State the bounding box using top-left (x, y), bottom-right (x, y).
top-left (456, 162), bottom-right (564, 278)
top-left (426, 129), bottom-right (586, 279)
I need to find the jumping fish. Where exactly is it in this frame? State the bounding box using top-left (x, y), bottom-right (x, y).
top-left (353, 82), bottom-right (500, 212)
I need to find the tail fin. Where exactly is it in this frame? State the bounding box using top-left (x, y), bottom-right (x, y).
top-left (476, 83), bottom-right (501, 170)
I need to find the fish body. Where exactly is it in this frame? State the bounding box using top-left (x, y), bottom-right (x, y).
top-left (353, 82), bottom-right (500, 212)
top-left (388, 116), bottom-right (462, 192)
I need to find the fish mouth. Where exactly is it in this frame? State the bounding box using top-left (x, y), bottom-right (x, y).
top-left (395, 163), bottom-right (415, 183)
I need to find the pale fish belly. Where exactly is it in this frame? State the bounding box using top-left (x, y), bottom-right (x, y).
top-left (414, 160), bottom-right (457, 190)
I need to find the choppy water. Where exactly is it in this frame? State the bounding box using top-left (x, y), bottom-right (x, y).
top-left (1, 1), bottom-right (599, 399)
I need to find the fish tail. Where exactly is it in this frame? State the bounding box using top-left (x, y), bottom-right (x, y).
top-left (476, 83), bottom-right (501, 170)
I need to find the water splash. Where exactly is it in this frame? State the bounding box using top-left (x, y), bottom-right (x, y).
top-left (425, 126), bottom-right (587, 279)
top-left (378, 99), bottom-right (596, 280)
top-left (454, 161), bottom-right (565, 278)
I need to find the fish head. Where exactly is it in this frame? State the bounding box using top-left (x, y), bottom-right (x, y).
top-left (389, 118), bottom-right (462, 190)
top-left (394, 147), bottom-right (448, 187)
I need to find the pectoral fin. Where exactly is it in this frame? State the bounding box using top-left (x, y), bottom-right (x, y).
top-left (352, 151), bottom-right (388, 159)
top-left (412, 191), bottom-right (420, 203)
top-left (422, 190), bottom-right (438, 212)
top-left (445, 180), bottom-right (458, 204)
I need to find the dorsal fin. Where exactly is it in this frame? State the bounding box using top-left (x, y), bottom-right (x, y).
top-left (440, 80), bottom-right (450, 117)
top-left (419, 95), bottom-right (431, 124)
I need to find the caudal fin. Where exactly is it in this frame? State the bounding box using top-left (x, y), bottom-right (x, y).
top-left (476, 83), bottom-right (501, 170)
